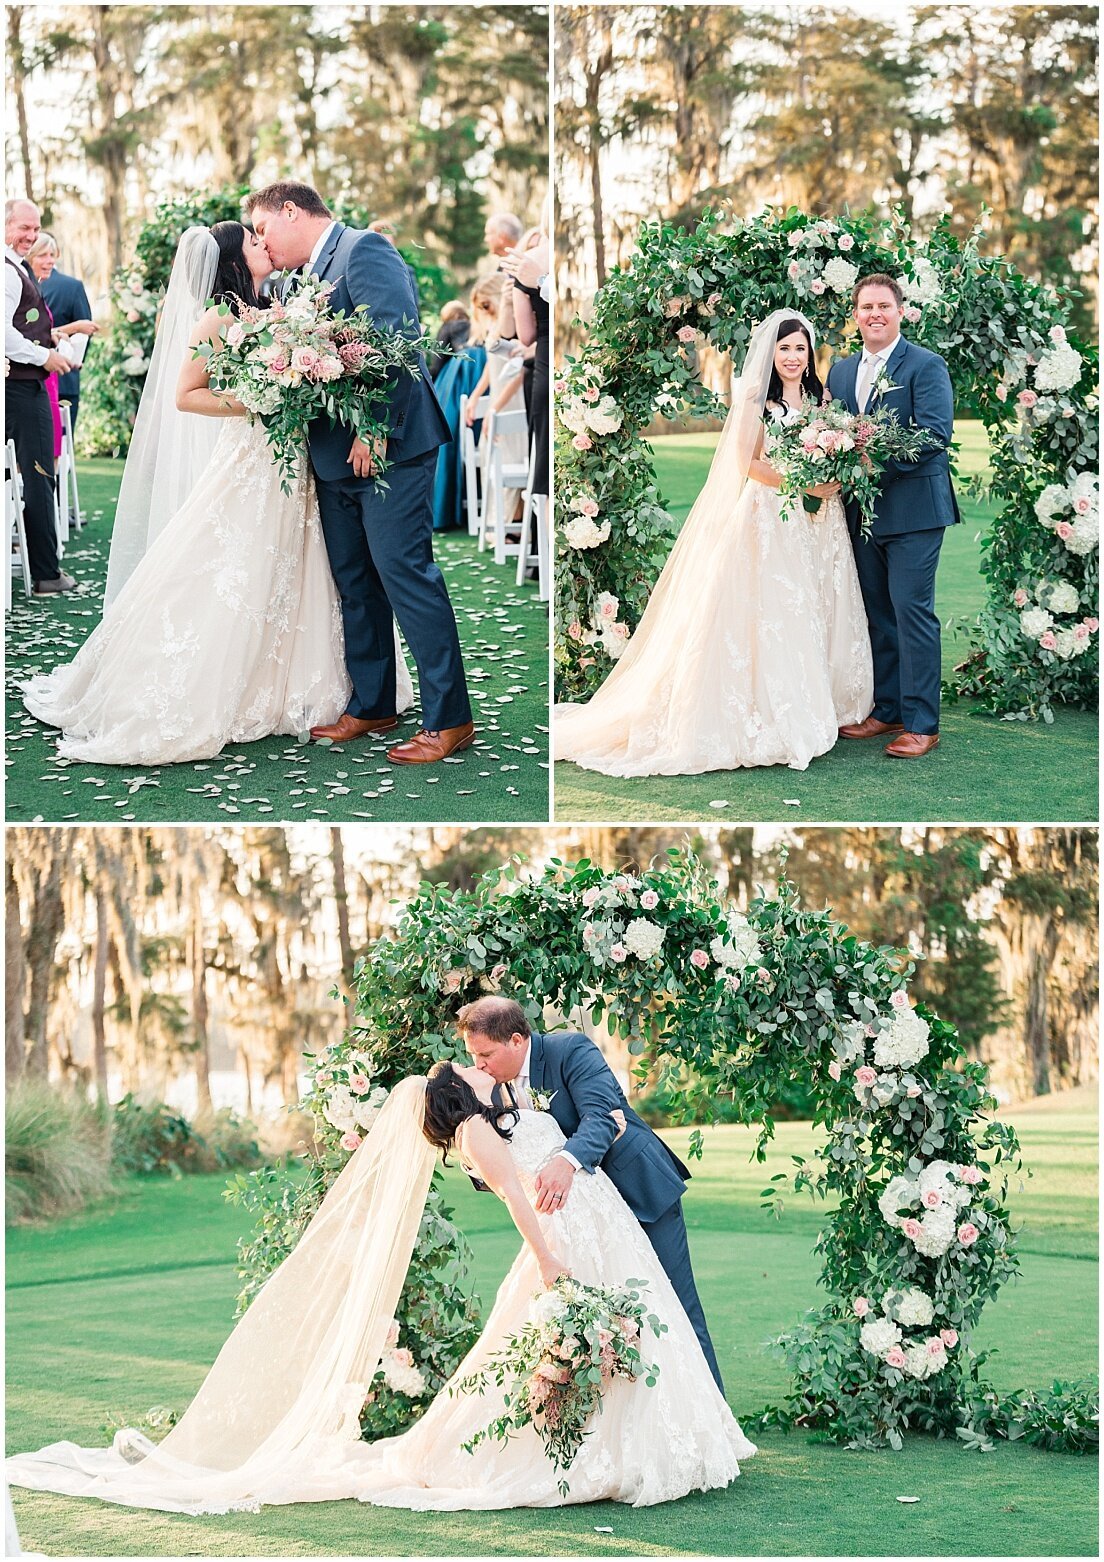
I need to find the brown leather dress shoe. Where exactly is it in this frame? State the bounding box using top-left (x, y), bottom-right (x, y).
top-left (885, 731), bottom-right (940, 759)
top-left (309, 713), bottom-right (398, 742)
top-left (837, 716), bottom-right (906, 740)
top-left (388, 721), bottom-right (476, 764)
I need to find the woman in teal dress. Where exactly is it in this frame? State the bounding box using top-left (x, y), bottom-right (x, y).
top-left (432, 274), bottom-right (505, 531)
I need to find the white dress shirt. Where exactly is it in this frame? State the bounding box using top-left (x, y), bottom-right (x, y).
top-left (306, 221), bottom-right (337, 277)
top-left (857, 333), bottom-right (901, 411)
top-left (4, 245), bottom-right (49, 366)
top-left (512, 1040), bottom-right (581, 1170)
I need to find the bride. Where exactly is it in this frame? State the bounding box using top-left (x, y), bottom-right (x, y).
top-left (21, 222), bottom-right (412, 765)
top-left (554, 309), bottom-right (873, 776)
top-left (6, 1068), bottom-right (755, 1514)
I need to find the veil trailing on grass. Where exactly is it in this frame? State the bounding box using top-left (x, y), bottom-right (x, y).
top-left (5, 1076), bottom-right (435, 1515)
top-left (103, 226), bottom-right (224, 609)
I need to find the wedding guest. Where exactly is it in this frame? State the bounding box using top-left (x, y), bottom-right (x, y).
top-left (430, 300), bottom-right (470, 379)
top-left (504, 212), bottom-right (550, 500)
top-left (32, 233), bottom-right (93, 436)
top-left (432, 273), bottom-right (505, 531)
top-left (5, 199), bottom-right (79, 593)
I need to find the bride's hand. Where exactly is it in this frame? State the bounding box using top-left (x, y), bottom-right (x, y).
top-left (539, 1251), bottom-right (571, 1289)
top-left (807, 480), bottom-right (842, 500)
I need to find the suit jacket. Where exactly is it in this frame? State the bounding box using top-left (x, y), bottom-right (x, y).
top-left (305, 223), bottom-right (449, 482)
top-left (826, 336), bottom-right (960, 536)
top-left (527, 1030), bottom-right (690, 1224)
top-left (40, 269), bottom-right (91, 402)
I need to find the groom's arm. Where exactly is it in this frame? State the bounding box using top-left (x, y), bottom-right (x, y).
top-left (344, 231), bottom-right (422, 447)
top-left (881, 353), bottom-right (954, 481)
top-left (555, 1036), bottom-right (623, 1172)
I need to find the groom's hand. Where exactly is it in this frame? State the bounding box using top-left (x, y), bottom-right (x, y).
top-left (534, 1155), bottom-right (576, 1213)
top-left (348, 433), bottom-right (387, 479)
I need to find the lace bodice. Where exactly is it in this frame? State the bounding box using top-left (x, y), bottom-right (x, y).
top-left (458, 1108), bottom-right (566, 1194)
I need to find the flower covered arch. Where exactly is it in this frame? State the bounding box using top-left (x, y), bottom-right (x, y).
top-left (555, 208), bottom-right (1098, 720)
top-left (256, 851), bottom-right (1031, 1451)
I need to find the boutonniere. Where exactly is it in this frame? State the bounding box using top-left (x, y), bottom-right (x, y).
top-left (530, 1088), bottom-right (556, 1114)
top-left (869, 364), bottom-right (902, 401)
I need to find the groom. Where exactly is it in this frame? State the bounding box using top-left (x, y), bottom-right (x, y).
top-left (245, 182), bottom-right (475, 764)
top-left (457, 995), bottom-right (726, 1393)
top-left (827, 273), bottom-right (960, 759)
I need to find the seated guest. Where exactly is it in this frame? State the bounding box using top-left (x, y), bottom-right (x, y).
top-left (34, 233), bottom-right (93, 436)
top-left (504, 210), bottom-right (550, 502)
top-left (430, 300), bottom-right (470, 379)
top-left (432, 274), bottom-right (505, 532)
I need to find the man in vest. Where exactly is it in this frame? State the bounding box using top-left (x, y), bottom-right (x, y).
top-left (5, 198), bottom-right (76, 593)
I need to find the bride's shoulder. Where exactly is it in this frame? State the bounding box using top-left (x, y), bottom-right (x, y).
top-left (188, 304), bottom-right (229, 347)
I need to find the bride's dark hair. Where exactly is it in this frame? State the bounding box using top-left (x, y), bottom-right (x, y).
top-left (765, 316), bottom-right (823, 409)
top-left (209, 220), bottom-right (265, 314)
top-left (422, 1060), bottom-right (519, 1162)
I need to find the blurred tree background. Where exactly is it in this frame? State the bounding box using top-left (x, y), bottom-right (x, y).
top-left (5, 3), bottom-right (549, 296)
top-left (556, 3), bottom-right (1098, 343)
top-left (6, 825), bottom-right (1097, 1130)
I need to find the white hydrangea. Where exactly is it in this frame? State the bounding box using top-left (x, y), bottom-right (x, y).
top-left (878, 1175), bottom-right (919, 1225)
top-left (1045, 580), bottom-right (1081, 615)
top-left (1020, 606), bottom-right (1053, 639)
top-left (529, 1289), bottom-right (569, 1327)
top-left (1051, 628), bottom-right (1079, 659)
top-left (601, 625), bottom-right (630, 660)
top-left (586, 394), bottom-right (624, 435)
top-left (898, 258), bottom-right (943, 305)
top-left (919, 1160), bottom-right (973, 1209)
top-left (822, 256), bottom-right (859, 294)
top-left (888, 1286), bottom-right (935, 1327)
top-left (903, 1339), bottom-right (946, 1380)
top-left (352, 1085), bottom-right (389, 1132)
top-left (1034, 484), bottom-right (1069, 527)
top-left (1069, 471), bottom-right (1098, 511)
top-left (1034, 342), bottom-right (1083, 393)
top-left (859, 1316), bottom-right (902, 1357)
top-left (709, 910), bottom-right (762, 974)
top-left (381, 1354), bottom-right (427, 1397)
top-left (912, 1203), bottom-right (958, 1256)
top-left (1066, 511), bottom-right (1099, 557)
top-left (322, 1084), bottom-right (359, 1135)
top-left (872, 1007), bottom-right (931, 1069)
top-left (561, 515), bottom-right (612, 551)
top-left (623, 916), bottom-right (665, 960)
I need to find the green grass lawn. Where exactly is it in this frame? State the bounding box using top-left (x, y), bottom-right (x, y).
top-left (554, 424), bottom-right (1097, 823)
top-left (6, 461), bottom-right (549, 823)
top-left (7, 1092), bottom-right (1097, 1557)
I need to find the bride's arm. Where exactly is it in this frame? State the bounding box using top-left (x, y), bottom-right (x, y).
top-left (746, 423), bottom-right (782, 489)
top-left (175, 306), bottom-right (247, 418)
top-left (458, 1116), bottom-right (570, 1287)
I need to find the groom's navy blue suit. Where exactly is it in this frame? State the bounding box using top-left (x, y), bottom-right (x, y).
top-left (526, 1029), bottom-right (725, 1392)
top-left (827, 337), bottom-right (959, 736)
top-left (306, 224), bottom-right (471, 730)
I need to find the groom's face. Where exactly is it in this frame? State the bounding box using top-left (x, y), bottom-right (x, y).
top-left (854, 286), bottom-right (905, 353)
top-left (464, 1029), bottom-right (527, 1084)
top-left (251, 202), bottom-right (313, 272)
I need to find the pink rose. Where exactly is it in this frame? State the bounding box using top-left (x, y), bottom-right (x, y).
top-left (267, 356), bottom-right (289, 375)
top-left (1074, 623), bottom-right (1090, 642)
top-left (957, 1222), bottom-right (979, 1247)
top-left (706, 292), bottom-right (723, 311)
top-left (392, 1347), bottom-right (414, 1369)
top-left (905, 306), bottom-right (922, 323)
top-left (922, 1188), bottom-right (943, 1209)
top-left (995, 383), bottom-right (1008, 402)
top-left (579, 498), bottom-right (600, 518)
top-left (126, 309), bottom-right (141, 323)
top-left (582, 886), bottom-right (601, 907)
top-left (927, 1337), bottom-right (946, 1357)
top-left (572, 433), bottom-right (592, 451)
top-left (690, 949), bottom-right (709, 969)
top-left (443, 969), bottom-right (465, 993)
top-left (828, 1060), bottom-right (842, 1081)
top-left (598, 597), bottom-right (618, 619)
top-left (787, 230), bottom-right (804, 249)
top-left (890, 989), bottom-right (909, 1011)
top-left (1049, 325), bottom-right (1067, 344)
top-left (584, 386), bottom-right (600, 402)
top-left (1018, 389), bottom-right (1038, 408)
top-left (959, 1165), bottom-right (984, 1184)
top-left (385, 1319), bottom-right (400, 1347)
top-left (902, 1218), bottom-right (923, 1241)
top-left (349, 1073), bottom-right (371, 1093)
top-left (940, 1329), bottom-right (959, 1348)
top-left (1013, 589), bottom-right (1028, 607)
top-left (1039, 631), bottom-right (1057, 650)
top-left (223, 322), bottom-right (245, 348)
top-left (855, 1065), bottom-right (877, 1087)
top-left (491, 962), bottom-right (508, 982)
top-left (640, 889), bottom-right (659, 909)
top-left (1074, 495), bottom-right (1092, 514)
top-left (1057, 522), bottom-right (1074, 540)
top-left (906, 1085), bottom-right (921, 1098)
top-left (610, 944), bottom-right (628, 963)
top-left (677, 325), bottom-right (697, 344)
top-left (341, 1131), bottom-right (362, 1151)
top-left (810, 278), bottom-right (826, 295)
top-left (837, 233), bottom-right (855, 251)
top-left (1085, 617), bottom-right (1099, 632)
top-left (568, 621), bottom-right (583, 641)
top-left (853, 1296), bottom-right (870, 1317)
top-left (787, 261), bottom-right (801, 281)
top-left (885, 1347), bottom-right (907, 1369)
top-left (291, 345), bottom-right (322, 374)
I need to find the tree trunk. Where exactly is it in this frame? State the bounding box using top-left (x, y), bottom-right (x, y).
top-left (331, 827), bottom-right (355, 1002)
top-left (7, 7), bottom-right (34, 202)
top-left (6, 859), bottom-right (27, 1084)
top-left (91, 886), bottom-right (110, 1100)
top-left (24, 842), bottom-right (70, 1078)
top-left (190, 882), bottom-right (213, 1114)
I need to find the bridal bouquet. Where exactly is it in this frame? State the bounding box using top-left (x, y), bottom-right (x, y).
top-left (454, 1276), bottom-right (664, 1495)
top-left (763, 398), bottom-right (939, 534)
top-left (198, 275), bottom-right (429, 493)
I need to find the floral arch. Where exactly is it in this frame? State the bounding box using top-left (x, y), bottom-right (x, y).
top-left (554, 208), bottom-right (1098, 721)
top-left (235, 852), bottom-right (1042, 1451)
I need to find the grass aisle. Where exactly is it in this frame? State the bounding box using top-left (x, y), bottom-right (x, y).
top-left (6, 461), bottom-right (549, 823)
top-left (554, 425), bottom-right (1097, 823)
top-left (7, 1092), bottom-right (1097, 1558)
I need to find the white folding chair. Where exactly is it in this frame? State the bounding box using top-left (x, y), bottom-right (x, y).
top-left (60, 402), bottom-right (82, 531)
top-left (515, 437), bottom-right (549, 598)
top-left (482, 408), bottom-right (530, 565)
top-left (6, 438), bottom-right (32, 606)
top-left (459, 392), bottom-right (489, 537)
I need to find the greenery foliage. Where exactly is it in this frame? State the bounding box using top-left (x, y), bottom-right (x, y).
top-left (5, 1079), bottom-right (114, 1225)
top-left (555, 207), bottom-right (1098, 720)
top-left (111, 1094), bottom-right (265, 1178)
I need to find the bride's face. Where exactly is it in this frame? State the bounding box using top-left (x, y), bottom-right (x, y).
top-left (242, 229), bottom-right (273, 286)
top-left (452, 1062), bottom-right (497, 1102)
top-left (774, 330), bottom-right (809, 384)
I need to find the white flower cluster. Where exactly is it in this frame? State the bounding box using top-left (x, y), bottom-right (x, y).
top-left (709, 910), bottom-right (762, 979)
top-left (1034, 340), bottom-right (1083, 394)
top-left (561, 514), bottom-right (611, 550)
top-left (897, 257), bottom-right (943, 306)
top-left (321, 1053), bottom-right (389, 1137)
top-left (857, 1287), bottom-right (953, 1379)
top-left (623, 916), bottom-right (665, 960)
top-left (878, 1160), bottom-right (982, 1257)
top-left (885, 1285), bottom-right (935, 1327)
top-left (872, 1006), bottom-right (931, 1069)
top-left (576, 591), bottom-right (631, 660)
top-left (822, 256), bottom-right (859, 295)
top-left (559, 393), bottom-right (623, 438)
top-left (379, 1347), bottom-right (426, 1398)
top-left (859, 1315), bottom-right (901, 1357)
top-left (1033, 473), bottom-right (1099, 558)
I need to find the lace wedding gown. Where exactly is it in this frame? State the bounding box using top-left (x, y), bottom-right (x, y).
top-left (346, 1109), bottom-right (756, 1510)
top-left (22, 419), bottom-right (413, 764)
top-left (554, 405), bottom-right (873, 775)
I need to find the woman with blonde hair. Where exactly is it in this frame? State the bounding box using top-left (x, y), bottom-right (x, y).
top-left (432, 273), bottom-right (506, 531)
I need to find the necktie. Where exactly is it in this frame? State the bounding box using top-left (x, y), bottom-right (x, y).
top-left (856, 354), bottom-right (878, 413)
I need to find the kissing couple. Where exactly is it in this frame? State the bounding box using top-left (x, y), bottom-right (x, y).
top-left (555, 273), bottom-right (960, 776)
top-left (7, 998), bottom-right (755, 1513)
top-left (23, 181), bottom-right (475, 767)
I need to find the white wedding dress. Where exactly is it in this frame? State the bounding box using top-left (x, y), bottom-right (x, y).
top-left (555, 405), bottom-right (874, 777)
top-left (21, 419), bottom-right (414, 764)
top-left (6, 1096), bottom-right (754, 1516)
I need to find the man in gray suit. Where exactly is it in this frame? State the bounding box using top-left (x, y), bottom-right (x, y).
top-left (458, 995), bottom-right (725, 1392)
top-left (246, 182), bottom-right (474, 765)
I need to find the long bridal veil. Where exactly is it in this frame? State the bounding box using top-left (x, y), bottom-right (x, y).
top-left (103, 227), bottom-right (225, 609)
top-left (6, 1076), bottom-right (435, 1515)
